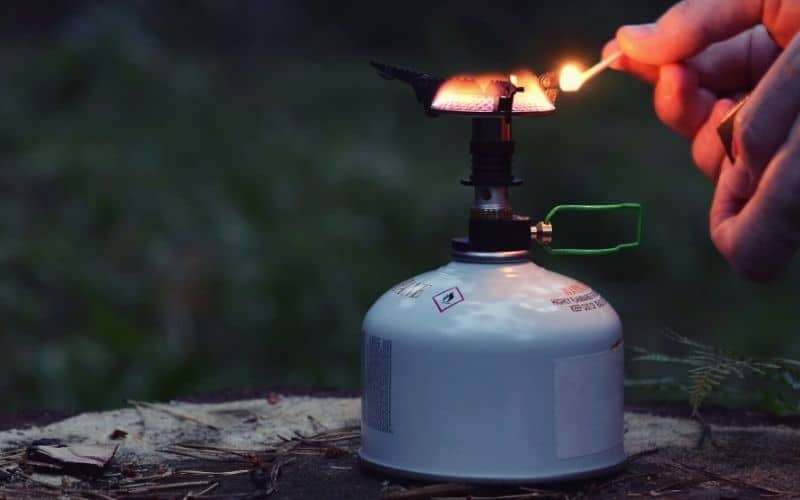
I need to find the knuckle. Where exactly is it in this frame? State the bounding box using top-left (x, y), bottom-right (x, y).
top-left (673, 0), bottom-right (696, 16)
top-left (710, 222), bottom-right (782, 283)
top-left (654, 86), bottom-right (691, 137)
top-left (691, 136), bottom-right (721, 181)
top-left (734, 261), bottom-right (778, 283)
top-left (667, 0), bottom-right (711, 43)
top-left (764, 175), bottom-right (800, 231)
top-left (718, 238), bottom-right (774, 282)
top-left (782, 39), bottom-right (800, 76)
top-left (765, 2), bottom-right (800, 48)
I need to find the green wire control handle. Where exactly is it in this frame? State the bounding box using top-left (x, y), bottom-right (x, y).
top-left (532, 203), bottom-right (643, 256)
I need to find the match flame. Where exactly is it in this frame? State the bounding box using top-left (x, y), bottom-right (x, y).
top-left (431, 70), bottom-right (555, 114)
top-left (559, 63), bottom-right (584, 92)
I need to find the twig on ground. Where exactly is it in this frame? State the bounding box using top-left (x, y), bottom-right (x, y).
top-left (626, 447), bottom-right (660, 463)
top-left (307, 414), bottom-right (328, 432)
top-left (292, 428), bottom-right (360, 445)
top-left (19, 459), bottom-right (64, 471)
top-left (176, 443), bottom-right (271, 455)
top-left (266, 456), bottom-right (295, 495)
top-left (182, 480), bottom-right (219, 499)
top-left (382, 483), bottom-right (475, 499)
top-left (157, 446), bottom-right (262, 464)
top-left (119, 470), bottom-right (173, 483)
top-left (120, 479), bottom-right (214, 494)
top-left (127, 400), bottom-right (220, 431)
top-left (0, 485), bottom-right (59, 498)
top-left (433, 494), bottom-right (561, 500)
top-left (178, 469), bottom-right (250, 477)
top-left (0, 450), bottom-right (25, 463)
top-left (667, 460), bottom-right (799, 497)
top-left (10, 469), bottom-right (60, 490)
top-left (192, 493), bottom-right (253, 498)
top-left (518, 486), bottom-right (561, 494)
top-left (648, 477), bottom-right (703, 497)
top-left (157, 448), bottom-right (224, 462)
top-left (83, 491), bottom-right (117, 500)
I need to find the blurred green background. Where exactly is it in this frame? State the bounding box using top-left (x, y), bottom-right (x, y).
top-left (2, 1), bottom-right (798, 412)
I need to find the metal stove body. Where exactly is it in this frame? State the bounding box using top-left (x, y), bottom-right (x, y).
top-left (359, 62), bottom-right (627, 483)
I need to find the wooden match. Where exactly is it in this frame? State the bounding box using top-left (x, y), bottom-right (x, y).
top-left (559, 50), bottom-right (623, 92)
top-left (580, 50), bottom-right (622, 84)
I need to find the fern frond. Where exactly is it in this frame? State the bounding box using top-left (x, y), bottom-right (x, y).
top-left (781, 372), bottom-right (800, 390)
top-left (688, 362), bottom-right (734, 415)
top-left (634, 330), bottom-right (800, 415)
top-left (774, 358), bottom-right (800, 371)
top-left (631, 329), bottom-right (800, 415)
top-left (687, 355), bottom-right (746, 378)
top-left (631, 352), bottom-right (701, 365)
top-left (663, 328), bottom-right (715, 352)
top-left (624, 377), bottom-right (683, 390)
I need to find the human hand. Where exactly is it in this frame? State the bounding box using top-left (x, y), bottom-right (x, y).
top-left (604, 0), bottom-right (800, 281)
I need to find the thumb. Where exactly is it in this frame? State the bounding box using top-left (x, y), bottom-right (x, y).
top-left (617, 0), bottom-right (764, 65)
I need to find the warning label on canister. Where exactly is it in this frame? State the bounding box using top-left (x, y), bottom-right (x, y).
top-left (549, 284), bottom-right (608, 313)
top-left (363, 334), bottom-right (392, 433)
top-left (432, 286), bottom-right (464, 313)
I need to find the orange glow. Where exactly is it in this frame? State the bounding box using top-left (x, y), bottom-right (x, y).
top-left (559, 63), bottom-right (584, 92)
top-left (431, 76), bottom-right (495, 113)
top-left (510, 70), bottom-right (556, 113)
top-left (431, 71), bottom-right (555, 114)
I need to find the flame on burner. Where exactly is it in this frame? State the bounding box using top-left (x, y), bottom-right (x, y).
top-left (510, 69), bottom-right (556, 113)
top-left (431, 70), bottom-right (555, 114)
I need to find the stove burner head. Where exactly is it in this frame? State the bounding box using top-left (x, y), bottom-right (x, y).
top-left (370, 61), bottom-right (558, 117)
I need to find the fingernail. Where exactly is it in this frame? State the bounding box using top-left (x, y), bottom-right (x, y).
top-left (620, 23), bottom-right (656, 40)
top-left (602, 40), bottom-right (618, 56)
top-left (602, 42), bottom-right (623, 69)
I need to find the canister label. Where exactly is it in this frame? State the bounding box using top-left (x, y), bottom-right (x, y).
top-left (363, 334), bottom-right (393, 433)
top-left (553, 344), bottom-right (624, 459)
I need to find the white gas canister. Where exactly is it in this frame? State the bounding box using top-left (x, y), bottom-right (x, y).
top-left (361, 62), bottom-right (638, 483)
top-left (359, 258), bottom-right (625, 482)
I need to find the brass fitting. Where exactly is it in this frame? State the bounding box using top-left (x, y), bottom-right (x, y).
top-left (530, 221), bottom-right (553, 245)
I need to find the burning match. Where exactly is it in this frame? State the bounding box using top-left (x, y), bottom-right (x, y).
top-left (559, 50), bottom-right (622, 92)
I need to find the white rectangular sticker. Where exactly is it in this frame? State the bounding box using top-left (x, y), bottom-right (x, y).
top-left (554, 345), bottom-right (623, 459)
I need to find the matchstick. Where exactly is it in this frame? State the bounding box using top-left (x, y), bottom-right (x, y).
top-left (580, 50), bottom-right (622, 84)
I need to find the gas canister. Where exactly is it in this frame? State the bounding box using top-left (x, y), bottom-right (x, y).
top-left (360, 62), bottom-right (641, 482)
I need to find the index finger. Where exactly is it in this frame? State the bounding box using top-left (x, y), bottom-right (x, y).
top-left (617, 0), bottom-right (765, 65)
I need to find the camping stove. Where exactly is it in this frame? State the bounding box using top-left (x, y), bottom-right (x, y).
top-left (359, 62), bottom-right (641, 483)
